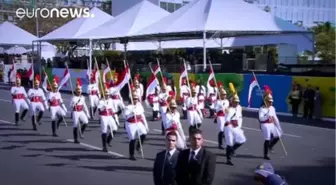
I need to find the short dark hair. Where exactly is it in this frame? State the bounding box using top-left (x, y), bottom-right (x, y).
top-left (166, 131), bottom-right (178, 139)
top-left (190, 129), bottom-right (203, 137)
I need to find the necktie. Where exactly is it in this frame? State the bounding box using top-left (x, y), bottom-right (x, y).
top-left (190, 151), bottom-right (196, 162)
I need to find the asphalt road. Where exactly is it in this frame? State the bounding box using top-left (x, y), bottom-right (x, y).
top-left (0, 88), bottom-right (335, 185)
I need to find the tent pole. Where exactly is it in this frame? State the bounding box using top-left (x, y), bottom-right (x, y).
top-left (220, 37), bottom-right (223, 50)
top-left (89, 39), bottom-right (93, 76)
top-left (38, 41), bottom-right (41, 76)
top-left (123, 42), bottom-right (127, 62)
top-left (203, 31), bottom-right (207, 72)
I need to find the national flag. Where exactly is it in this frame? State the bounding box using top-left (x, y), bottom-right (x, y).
top-left (248, 75), bottom-right (259, 107)
top-left (179, 65), bottom-right (187, 89)
top-left (42, 71), bottom-right (48, 91)
top-left (9, 62), bottom-right (16, 83)
top-left (207, 67), bottom-right (215, 88)
top-left (145, 72), bottom-right (159, 99)
top-left (103, 65), bottom-right (110, 83)
top-left (27, 64), bottom-right (34, 81)
top-left (57, 67), bottom-right (70, 91)
top-left (152, 65), bottom-right (160, 75)
top-left (113, 66), bottom-right (130, 90)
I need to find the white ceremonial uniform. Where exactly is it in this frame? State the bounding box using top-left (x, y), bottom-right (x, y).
top-left (151, 94), bottom-right (160, 112)
top-left (215, 99), bottom-right (230, 132)
top-left (131, 87), bottom-right (143, 102)
top-left (185, 96), bottom-right (203, 126)
top-left (180, 85), bottom-right (190, 111)
top-left (87, 83), bottom-right (100, 108)
top-left (27, 88), bottom-right (48, 116)
top-left (258, 105), bottom-right (283, 140)
top-left (124, 103), bottom-right (148, 140)
top-left (207, 86), bottom-right (217, 110)
top-left (164, 111), bottom-right (186, 149)
top-left (70, 95), bottom-right (90, 128)
top-left (224, 105), bottom-right (246, 146)
top-left (158, 92), bottom-right (169, 120)
top-left (11, 86), bottom-right (29, 113)
top-left (196, 85), bottom-right (206, 110)
top-left (109, 86), bottom-right (125, 126)
top-left (97, 98), bottom-right (118, 134)
top-left (47, 92), bottom-right (67, 120)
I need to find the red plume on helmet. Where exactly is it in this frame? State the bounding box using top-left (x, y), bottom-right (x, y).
top-left (181, 78), bottom-right (186, 85)
top-left (217, 81), bottom-right (223, 87)
top-left (163, 77), bottom-right (168, 85)
top-left (76, 78), bottom-right (82, 86)
top-left (209, 79), bottom-right (215, 87)
top-left (134, 73), bottom-right (140, 81)
top-left (263, 85), bottom-right (272, 95)
top-left (105, 82), bottom-right (110, 89)
top-left (53, 76), bottom-right (59, 84)
top-left (35, 74), bottom-right (41, 81)
top-left (16, 73), bottom-right (21, 79)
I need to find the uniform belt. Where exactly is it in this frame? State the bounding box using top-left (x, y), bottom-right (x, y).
top-left (260, 119), bottom-right (273, 124)
top-left (166, 123), bottom-right (178, 131)
top-left (13, 94), bottom-right (24, 99)
top-left (217, 111), bottom-right (225, 117)
top-left (187, 106), bottom-right (196, 111)
top-left (159, 102), bottom-right (167, 106)
top-left (31, 96), bottom-right (42, 102)
top-left (110, 95), bottom-right (120, 100)
top-left (91, 90), bottom-right (98, 95)
top-left (127, 115), bottom-right (143, 123)
top-left (73, 105), bottom-right (84, 111)
top-left (50, 100), bottom-right (60, 106)
top-left (99, 109), bottom-right (114, 116)
top-left (225, 120), bottom-right (238, 127)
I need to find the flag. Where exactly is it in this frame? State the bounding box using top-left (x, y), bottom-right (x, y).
top-left (248, 75), bottom-right (259, 107)
top-left (114, 66), bottom-right (130, 90)
top-left (27, 64), bottom-right (34, 81)
top-left (145, 72), bottom-right (159, 99)
top-left (207, 67), bottom-right (215, 87)
top-left (57, 68), bottom-right (70, 91)
top-left (9, 62), bottom-right (16, 83)
top-left (152, 65), bottom-right (160, 75)
top-left (103, 65), bottom-right (110, 83)
top-left (42, 72), bottom-right (48, 91)
top-left (86, 68), bottom-right (90, 82)
top-left (179, 65), bottom-right (187, 89)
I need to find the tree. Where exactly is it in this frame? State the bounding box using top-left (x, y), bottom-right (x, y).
top-left (311, 22), bottom-right (335, 63)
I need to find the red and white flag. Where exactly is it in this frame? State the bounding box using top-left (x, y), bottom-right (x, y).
top-left (179, 65), bottom-right (187, 89)
top-left (103, 65), bottom-right (111, 83)
top-left (145, 72), bottom-right (159, 99)
top-left (248, 75), bottom-right (259, 107)
top-left (113, 66), bottom-right (131, 90)
top-left (57, 67), bottom-right (70, 91)
top-left (152, 65), bottom-right (160, 75)
top-left (207, 67), bottom-right (215, 87)
top-left (9, 62), bottom-right (16, 83)
top-left (27, 64), bottom-right (34, 81)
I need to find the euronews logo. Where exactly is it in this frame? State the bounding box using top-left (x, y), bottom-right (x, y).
top-left (16, 8), bottom-right (95, 19)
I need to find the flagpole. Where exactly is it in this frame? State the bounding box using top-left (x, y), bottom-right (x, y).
top-left (156, 59), bottom-right (171, 112)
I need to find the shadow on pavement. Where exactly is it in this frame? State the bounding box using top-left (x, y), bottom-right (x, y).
top-left (0, 145), bottom-right (25, 150)
top-left (44, 163), bottom-right (68, 167)
top-left (0, 133), bottom-right (50, 137)
top-left (3, 139), bottom-right (68, 145)
top-left (27, 147), bottom-right (96, 153)
top-left (47, 154), bottom-right (125, 161)
top-left (243, 110), bottom-right (335, 130)
top-left (80, 165), bottom-right (153, 173)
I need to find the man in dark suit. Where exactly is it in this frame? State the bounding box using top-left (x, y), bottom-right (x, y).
top-left (153, 131), bottom-right (180, 185)
top-left (176, 129), bottom-right (216, 185)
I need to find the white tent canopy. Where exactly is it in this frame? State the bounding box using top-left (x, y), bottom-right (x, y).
top-left (5, 46), bottom-right (28, 54)
top-left (130, 0), bottom-right (310, 40)
top-left (38, 7), bottom-right (113, 42)
top-left (79, 0), bottom-right (169, 40)
top-left (115, 34), bottom-right (313, 52)
top-left (0, 21), bottom-right (40, 46)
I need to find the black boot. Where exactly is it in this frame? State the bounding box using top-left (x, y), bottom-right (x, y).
top-left (226, 146), bottom-right (234, 166)
top-left (129, 140), bottom-right (136, 161)
top-left (81, 124), bottom-right (87, 134)
top-left (89, 107), bottom-right (94, 119)
top-left (209, 109), bottom-right (214, 118)
top-left (188, 126), bottom-right (194, 136)
top-left (269, 137), bottom-right (279, 153)
top-left (264, 140), bottom-right (271, 160)
top-left (161, 122), bottom-right (165, 135)
top-left (57, 117), bottom-right (63, 129)
top-left (15, 113), bottom-right (19, 125)
top-left (101, 133), bottom-right (108, 152)
top-left (37, 111), bottom-right (43, 125)
top-left (73, 128), bottom-right (79, 143)
top-left (31, 116), bottom-right (37, 131)
top-left (20, 109), bottom-right (28, 121)
top-left (136, 135), bottom-right (146, 153)
top-left (218, 132), bottom-right (224, 149)
top-left (107, 133), bottom-right (113, 147)
top-left (93, 107), bottom-right (97, 115)
top-left (51, 121), bottom-right (57, 137)
top-left (232, 143), bottom-right (243, 157)
top-left (183, 110), bottom-right (187, 119)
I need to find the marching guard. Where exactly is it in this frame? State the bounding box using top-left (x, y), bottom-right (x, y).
top-left (224, 94), bottom-right (246, 166)
top-left (206, 80), bottom-right (217, 118)
top-left (163, 99), bottom-right (186, 150)
top-left (109, 73), bottom-right (125, 126)
top-left (196, 80), bottom-right (207, 116)
top-left (158, 85), bottom-right (169, 135)
top-left (11, 74), bottom-right (29, 125)
top-left (87, 75), bottom-right (100, 119)
top-left (215, 88), bottom-right (230, 149)
top-left (185, 86), bottom-right (203, 134)
top-left (148, 87), bottom-right (160, 121)
top-left (124, 92), bottom-right (149, 160)
top-left (97, 87), bottom-right (118, 152)
top-left (70, 79), bottom-right (90, 143)
top-left (258, 86), bottom-right (283, 160)
top-left (132, 80), bottom-right (143, 102)
top-left (47, 76), bottom-right (67, 137)
top-left (27, 74), bottom-right (48, 130)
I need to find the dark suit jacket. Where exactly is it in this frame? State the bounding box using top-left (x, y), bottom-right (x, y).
top-left (153, 149), bottom-right (180, 185)
top-left (175, 148), bottom-right (216, 185)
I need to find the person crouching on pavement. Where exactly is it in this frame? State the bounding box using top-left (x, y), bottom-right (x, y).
top-left (224, 94), bottom-right (246, 166)
top-left (47, 76), bottom-right (67, 137)
top-left (97, 87), bottom-right (118, 152)
top-left (254, 162), bottom-right (288, 185)
top-left (70, 78), bottom-right (90, 144)
top-left (11, 73), bottom-right (29, 125)
top-left (124, 92), bottom-right (149, 160)
top-left (164, 99), bottom-right (186, 150)
top-left (27, 74), bottom-right (48, 130)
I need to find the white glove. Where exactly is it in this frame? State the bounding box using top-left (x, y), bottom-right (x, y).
top-left (86, 113), bottom-right (91, 119)
top-left (62, 104), bottom-right (67, 112)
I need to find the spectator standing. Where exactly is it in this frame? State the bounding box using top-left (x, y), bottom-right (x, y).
top-left (303, 85), bottom-right (315, 119)
top-left (289, 84), bottom-right (301, 117)
top-left (314, 87), bottom-right (322, 120)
